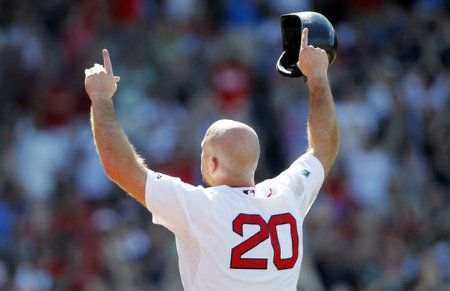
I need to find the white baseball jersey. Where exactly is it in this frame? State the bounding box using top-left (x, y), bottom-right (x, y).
top-left (145, 153), bottom-right (324, 291)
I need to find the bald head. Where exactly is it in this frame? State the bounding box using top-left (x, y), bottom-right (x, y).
top-left (201, 119), bottom-right (260, 186)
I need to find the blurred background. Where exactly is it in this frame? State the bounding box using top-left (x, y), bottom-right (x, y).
top-left (0, 0), bottom-right (449, 290)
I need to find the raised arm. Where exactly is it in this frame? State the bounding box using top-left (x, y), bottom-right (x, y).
top-left (297, 28), bottom-right (339, 176)
top-left (84, 49), bottom-right (147, 205)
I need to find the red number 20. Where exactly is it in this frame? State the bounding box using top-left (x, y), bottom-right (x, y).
top-left (230, 213), bottom-right (299, 270)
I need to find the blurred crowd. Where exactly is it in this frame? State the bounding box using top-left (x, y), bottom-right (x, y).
top-left (0, 0), bottom-right (449, 290)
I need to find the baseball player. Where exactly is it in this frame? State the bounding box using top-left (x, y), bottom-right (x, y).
top-left (84, 28), bottom-right (339, 291)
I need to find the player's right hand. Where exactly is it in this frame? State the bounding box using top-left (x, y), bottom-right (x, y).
top-left (84, 49), bottom-right (121, 102)
top-left (296, 28), bottom-right (329, 80)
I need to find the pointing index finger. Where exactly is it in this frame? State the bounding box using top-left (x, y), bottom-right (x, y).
top-left (102, 49), bottom-right (114, 75)
top-left (300, 28), bottom-right (308, 50)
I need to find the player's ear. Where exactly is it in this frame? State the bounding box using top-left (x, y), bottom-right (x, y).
top-left (210, 156), bottom-right (218, 174)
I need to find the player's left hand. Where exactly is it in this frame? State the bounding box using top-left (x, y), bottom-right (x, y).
top-left (84, 49), bottom-right (121, 102)
top-left (296, 28), bottom-right (329, 80)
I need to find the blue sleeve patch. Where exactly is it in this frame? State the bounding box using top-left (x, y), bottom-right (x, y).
top-left (300, 169), bottom-right (311, 177)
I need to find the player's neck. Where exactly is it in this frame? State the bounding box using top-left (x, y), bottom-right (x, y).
top-left (214, 177), bottom-right (255, 188)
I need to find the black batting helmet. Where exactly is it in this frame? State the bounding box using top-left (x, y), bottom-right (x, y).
top-left (276, 11), bottom-right (338, 78)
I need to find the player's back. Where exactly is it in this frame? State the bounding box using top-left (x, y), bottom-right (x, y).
top-left (192, 182), bottom-right (304, 291)
top-left (145, 153), bottom-right (324, 291)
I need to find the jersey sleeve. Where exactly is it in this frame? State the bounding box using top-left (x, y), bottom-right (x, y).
top-left (273, 153), bottom-right (325, 218)
top-left (145, 170), bottom-right (212, 237)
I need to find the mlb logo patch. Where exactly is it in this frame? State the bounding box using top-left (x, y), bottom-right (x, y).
top-left (243, 189), bottom-right (255, 195)
top-left (300, 169), bottom-right (311, 177)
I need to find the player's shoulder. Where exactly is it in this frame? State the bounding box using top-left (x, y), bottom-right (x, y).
top-left (255, 178), bottom-right (272, 189)
top-left (257, 175), bottom-right (289, 189)
top-left (255, 178), bottom-right (290, 198)
top-left (148, 170), bottom-right (212, 196)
